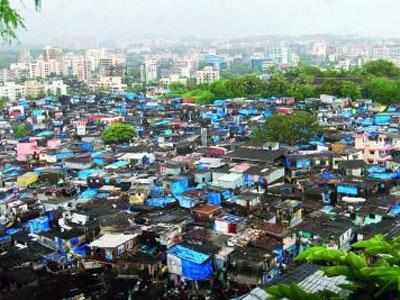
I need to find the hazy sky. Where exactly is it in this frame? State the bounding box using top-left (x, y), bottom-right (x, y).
top-left (12, 0), bottom-right (400, 44)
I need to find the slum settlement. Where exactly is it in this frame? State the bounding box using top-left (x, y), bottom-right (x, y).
top-left (1, 94), bottom-right (400, 300)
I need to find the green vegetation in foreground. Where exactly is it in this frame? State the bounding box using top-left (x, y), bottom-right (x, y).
top-left (266, 234), bottom-right (400, 300)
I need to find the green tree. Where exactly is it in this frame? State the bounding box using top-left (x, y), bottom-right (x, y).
top-left (252, 111), bottom-right (320, 145)
top-left (267, 284), bottom-right (343, 300)
top-left (266, 234), bottom-right (400, 300)
top-left (101, 122), bottom-right (136, 144)
top-left (362, 60), bottom-right (400, 78)
top-left (168, 82), bottom-right (187, 97)
top-left (363, 77), bottom-right (400, 104)
top-left (225, 75), bottom-right (266, 97)
top-left (183, 89), bottom-right (215, 104)
top-left (0, 0), bottom-right (41, 41)
top-left (14, 123), bottom-right (29, 138)
top-left (288, 82), bottom-right (318, 100)
top-left (209, 80), bottom-right (233, 98)
top-left (0, 96), bottom-right (7, 109)
top-left (340, 81), bottom-right (362, 99)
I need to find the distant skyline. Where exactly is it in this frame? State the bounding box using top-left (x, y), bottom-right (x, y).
top-left (10, 0), bottom-right (400, 46)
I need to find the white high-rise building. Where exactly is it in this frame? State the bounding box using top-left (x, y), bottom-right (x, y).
top-left (0, 82), bottom-right (25, 101)
top-left (195, 66), bottom-right (220, 85)
top-left (141, 60), bottom-right (158, 83)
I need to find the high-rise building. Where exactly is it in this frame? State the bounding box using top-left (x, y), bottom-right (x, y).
top-left (141, 60), bottom-right (158, 83)
top-left (43, 47), bottom-right (64, 61)
top-left (195, 66), bottom-right (220, 85)
top-left (17, 49), bottom-right (32, 64)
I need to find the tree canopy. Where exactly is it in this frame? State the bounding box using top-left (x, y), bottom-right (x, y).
top-left (266, 234), bottom-right (400, 300)
top-left (252, 111), bottom-right (320, 146)
top-left (0, 0), bottom-right (41, 41)
top-left (101, 122), bottom-right (136, 144)
top-left (14, 123), bottom-right (29, 138)
top-left (169, 59), bottom-right (400, 105)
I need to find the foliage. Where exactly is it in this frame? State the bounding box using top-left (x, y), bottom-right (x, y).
top-left (14, 123), bottom-right (29, 138)
top-left (163, 59), bottom-right (400, 104)
top-left (252, 111), bottom-right (320, 145)
top-left (266, 234), bottom-right (400, 300)
top-left (183, 89), bottom-right (215, 105)
top-left (267, 284), bottom-right (344, 300)
top-left (0, 0), bottom-right (40, 41)
top-left (362, 77), bottom-right (400, 105)
top-left (362, 60), bottom-right (400, 78)
top-left (0, 96), bottom-right (7, 109)
top-left (101, 122), bottom-right (136, 144)
top-left (168, 82), bottom-right (188, 97)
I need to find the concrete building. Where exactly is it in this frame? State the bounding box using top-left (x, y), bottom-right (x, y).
top-left (90, 76), bottom-right (127, 93)
top-left (0, 82), bottom-right (25, 101)
top-left (195, 66), bottom-right (220, 85)
top-left (46, 80), bottom-right (68, 96)
top-left (141, 60), bottom-right (158, 83)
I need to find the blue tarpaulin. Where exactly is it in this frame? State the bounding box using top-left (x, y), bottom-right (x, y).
top-left (369, 172), bottom-right (396, 180)
top-left (145, 197), bottom-right (176, 208)
top-left (171, 177), bottom-right (189, 194)
top-left (5, 227), bottom-right (20, 235)
top-left (320, 171), bottom-right (336, 180)
top-left (337, 185), bottom-right (358, 196)
top-left (208, 191), bottom-right (222, 206)
top-left (296, 159), bottom-right (311, 169)
top-left (182, 259), bottom-right (213, 281)
top-left (73, 244), bottom-right (90, 257)
top-left (78, 169), bottom-right (101, 180)
top-left (80, 188), bottom-right (98, 199)
top-left (79, 142), bottom-right (93, 152)
top-left (368, 166), bottom-right (386, 174)
top-left (151, 185), bottom-right (163, 198)
top-left (390, 203), bottom-right (400, 216)
top-left (168, 244), bottom-right (213, 280)
top-left (176, 194), bottom-right (196, 208)
top-left (105, 160), bottom-right (129, 169)
top-left (26, 216), bottom-right (51, 233)
top-left (374, 114), bottom-right (391, 125)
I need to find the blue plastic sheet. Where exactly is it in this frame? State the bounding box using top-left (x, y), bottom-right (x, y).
top-left (78, 169), bottom-right (101, 180)
top-left (374, 115), bottom-right (391, 125)
top-left (369, 173), bottom-right (395, 180)
top-left (168, 245), bottom-right (210, 264)
top-left (73, 244), bottom-right (90, 257)
top-left (26, 216), bottom-right (50, 233)
top-left (80, 143), bottom-right (93, 152)
top-left (80, 188), bottom-right (98, 199)
top-left (320, 171), bottom-right (336, 180)
top-left (337, 185), bottom-right (358, 196)
top-left (105, 160), bottom-right (129, 169)
top-left (296, 159), bottom-right (311, 169)
top-left (208, 191), bottom-right (221, 206)
top-left (171, 177), bottom-right (189, 194)
top-left (176, 195), bottom-right (196, 208)
top-left (368, 166), bottom-right (386, 174)
top-left (182, 259), bottom-right (213, 281)
top-left (145, 197), bottom-right (176, 208)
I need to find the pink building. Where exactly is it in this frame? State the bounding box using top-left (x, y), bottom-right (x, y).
top-left (355, 133), bottom-right (392, 164)
top-left (47, 139), bottom-right (61, 150)
top-left (17, 141), bottom-right (39, 161)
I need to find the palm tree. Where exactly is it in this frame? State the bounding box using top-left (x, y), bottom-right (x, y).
top-left (265, 234), bottom-right (400, 300)
top-left (0, 0), bottom-right (41, 41)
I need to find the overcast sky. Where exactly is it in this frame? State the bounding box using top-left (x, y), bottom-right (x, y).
top-left (12, 0), bottom-right (400, 44)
